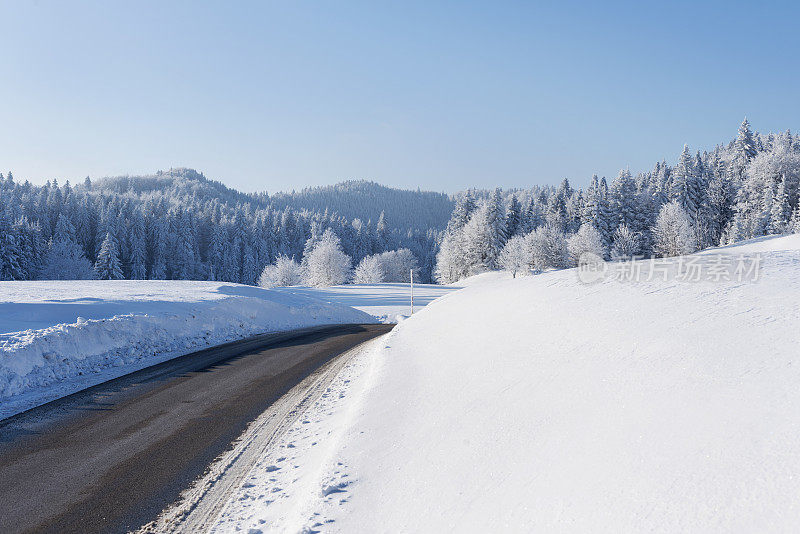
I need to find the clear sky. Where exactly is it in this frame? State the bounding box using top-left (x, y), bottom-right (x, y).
top-left (1, 1), bottom-right (798, 193)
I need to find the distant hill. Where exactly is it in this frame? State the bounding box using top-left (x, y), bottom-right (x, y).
top-left (93, 171), bottom-right (453, 233)
top-left (268, 180), bottom-right (454, 232)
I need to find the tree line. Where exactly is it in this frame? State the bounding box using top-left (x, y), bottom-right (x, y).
top-left (0, 169), bottom-right (440, 283)
top-left (435, 119), bottom-right (800, 282)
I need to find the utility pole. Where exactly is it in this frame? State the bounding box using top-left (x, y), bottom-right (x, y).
top-left (410, 269), bottom-right (414, 315)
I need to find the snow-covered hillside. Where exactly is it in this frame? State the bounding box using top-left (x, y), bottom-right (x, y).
top-left (212, 234), bottom-right (800, 532)
top-left (0, 281), bottom-right (375, 419)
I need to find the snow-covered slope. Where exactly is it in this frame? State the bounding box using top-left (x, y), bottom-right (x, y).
top-left (213, 234), bottom-right (800, 532)
top-left (0, 281), bottom-right (375, 419)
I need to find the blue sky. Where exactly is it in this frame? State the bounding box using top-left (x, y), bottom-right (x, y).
top-left (1, 1), bottom-right (798, 193)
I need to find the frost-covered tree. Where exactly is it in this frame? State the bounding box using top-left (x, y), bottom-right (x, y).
top-left (670, 145), bottom-right (703, 226)
top-left (610, 224), bottom-right (641, 260)
top-left (38, 215), bottom-right (93, 280)
top-left (791, 205), bottom-right (800, 234)
top-left (128, 216), bottom-right (147, 279)
top-left (566, 223), bottom-right (606, 266)
top-left (705, 157), bottom-right (734, 246)
top-left (258, 255), bottom-right (303, 287)
top-left (582, 174), bottom-right (613, 245)
top-left (652, 201), bottom-right (695, 257)
top-left (768, 179), bottom-right (791, 234)
top-left (208, 224), bottom-right (227, 281)
top-left (460, 203), bottom-right (503, 274)
top-left (374, 211), bottom-right (389, 252)
top-left (379, 248), bottom-right (419, 282)
top-left (303, 229), bottom-right (352, 287)
top-left (434, 230), bottom-right (467, 284)
top-left (505, 195), bottom-right (522, 239)
top-left (610, 169), bottom-right (638, 231)
top-left (498, 235), bottom-right (528, 277)
top-left (0, 210), bottom-right (20, 280)
top-left (94, 232), bottom-right (124, 280)
top-left (0, 168), bottom-right (440, 283)
top-left (446, 191), bottom-right (476, 234)
top-left (525, 223), bottom-right (568, 271)
top-left (732, 118), bottom-right (758, 179)
top-left (353, 254), bottom-right (385, 284)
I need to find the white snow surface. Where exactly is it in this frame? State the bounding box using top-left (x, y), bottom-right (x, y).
top-left (273, 282), bottom-right (459, 323)
top-left (0, 281), bottom-right (375, 419)
top-left (213, 234), bottom-right (800, 532)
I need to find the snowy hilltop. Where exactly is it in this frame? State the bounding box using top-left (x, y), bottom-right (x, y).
top-left (208, 234), bottom-right (800, 532)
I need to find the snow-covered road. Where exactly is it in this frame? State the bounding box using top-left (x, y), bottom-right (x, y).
top-left (0, 324), bottom-right (391, 534)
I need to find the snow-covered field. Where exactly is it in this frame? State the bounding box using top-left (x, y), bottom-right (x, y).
top-left (211, 234), bottom-right (800, 532)
top-left (0, 281), bottom-right (375, 419)
top-left (275, 283), bottom-right (459, 323)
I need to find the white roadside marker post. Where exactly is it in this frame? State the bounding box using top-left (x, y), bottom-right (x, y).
top-left (410, 269), bottom-right (414, 315)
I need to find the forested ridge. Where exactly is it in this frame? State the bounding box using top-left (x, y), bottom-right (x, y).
top-left (1, 119), bottom-right (798, 286)
top-left (435, 119), bottom-right (800, 282)
top-left (0, 169), bottom-right (442, 283)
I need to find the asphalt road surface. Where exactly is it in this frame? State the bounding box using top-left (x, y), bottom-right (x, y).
top-left (0, 323), bottom-right (392, 534)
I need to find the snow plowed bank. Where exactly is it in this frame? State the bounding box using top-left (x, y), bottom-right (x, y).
top-left (0, 281), bottom-right (375, 418)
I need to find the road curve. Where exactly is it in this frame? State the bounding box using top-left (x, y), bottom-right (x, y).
top-left (0, 323), bottom-right (392, 534)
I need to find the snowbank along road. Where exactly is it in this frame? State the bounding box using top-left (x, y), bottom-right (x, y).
top-left (0, 323), bottom-right (392, 534)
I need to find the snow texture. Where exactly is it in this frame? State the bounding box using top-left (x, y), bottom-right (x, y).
top-left (0, 281), bottom-right (374, 419)
top-left (275, 283), bottom-right (459, 324)
top-left (213, 234), bottom-right (800, 532)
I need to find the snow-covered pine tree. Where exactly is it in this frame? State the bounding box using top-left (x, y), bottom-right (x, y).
top-left (39, 215), bottom-right (92, 280)
top-left (736, 118), bottom-right (758, 164)
top-left (13, 217), bottom-right (44, 280)
top-left (545, 178), bottom-right (572, 231)
top-left (0, 209), bottom-right (21, 280)
top-left (705, 155), bottom-right (734, 246)
top-left (610, 169), bottom-right (638, 231)
top-left (128, 216), bottom-right (147, 279)
top-left (565, 190), bottom-right (584, 234)
top-left (487, 188), bottom-right (506, 250)
top-left (669, 145), bottom-right (702, 223)
top-left (94, 232), bottom-right (124, 280)
top-left (375, 211), bottom-right (388, 251)
top-left (582, 174), bottom-right (613, 246)
top-left (208, 223), bottom-right (227, 281)
top-left (790, 204), bottom-right (800, 234)
top-left (521, 196), bottom-right (544, 234)
top-left (504, 194), bottom-right (522, 239)
top-left (460, 203), bottom-right (502, 274)
top-left (768, 178), bottom-right (791, 234)
top-left (446, 191), bottom-right (476, 234)
top-left (173, 211), bottom-right (197, 280)
top-left (149, 217), bottom-right (169, 280)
